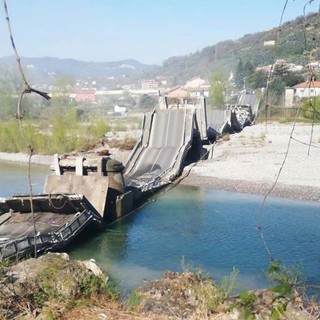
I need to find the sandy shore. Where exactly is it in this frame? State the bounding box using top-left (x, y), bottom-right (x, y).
top-left (181, 122), bottom-right (320, 201)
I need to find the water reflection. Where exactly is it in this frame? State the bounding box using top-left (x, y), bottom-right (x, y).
top-left (1, 163), bottom-right (319, 295)
top-left (0, 161), bottom-right (49, 196)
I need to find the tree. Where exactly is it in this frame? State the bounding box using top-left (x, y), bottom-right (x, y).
top-left (209, 83), bottom-right (225, 109)
top-left (268, 76), bottom-right (286, 105)
top-left (208, 72), bottom-right (227, 109)
top-left (250, 70), bottom-right (268, 89)
top-left (138, 94), bottom-right (158, 110)
top-left (234, 59), bottom-right (244, 90)
top-left (282, 71), bottom-right (304, 87)
top-left (243, 61), bottom-right (255, 88)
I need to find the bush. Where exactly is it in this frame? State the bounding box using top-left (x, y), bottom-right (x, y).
top-left (302, 98), bottom-right (320, 120)
top-left (87, 119), bottom-right (110, 138)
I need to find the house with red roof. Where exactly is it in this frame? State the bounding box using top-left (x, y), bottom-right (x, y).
top-left (167, 86), bottom-right (190, 99)
top-left (285, 81), bottom-right (320, 107)
top-left (292, 81), bottom-right (320, 99)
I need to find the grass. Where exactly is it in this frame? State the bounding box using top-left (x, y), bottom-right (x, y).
top-left (126, 289), bottom-right (142, 311)
top-left (256, 106), bottom-right (320, 124)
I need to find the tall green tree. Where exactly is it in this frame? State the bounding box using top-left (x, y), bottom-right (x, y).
top-left (269, 76), bottom-right (286, 105)
top-left (138, 94), bottom-right (158, 110)
top-left (234, 59), bottom-right (244, 90)
top-left (209, 72), bottom-right (227, 109)
top-left (243, 61), bottom-right (255, 88)
top-left (250, 70), bottom-right (268, 89)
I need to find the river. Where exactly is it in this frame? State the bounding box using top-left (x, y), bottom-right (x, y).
top-left (1, 162), bottom-right (320, 294)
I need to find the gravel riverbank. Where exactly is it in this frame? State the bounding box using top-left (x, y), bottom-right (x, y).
top-left (181, 122), bottom-right (320, 201)
top-left (1, 122), bottom-right (319, 202)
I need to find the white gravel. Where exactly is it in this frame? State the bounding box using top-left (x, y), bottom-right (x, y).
top-left (182, 122), bottom-right (320, 201)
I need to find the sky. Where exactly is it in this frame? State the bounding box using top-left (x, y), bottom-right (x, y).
top-left (0, 0), bottom-right (319, 65)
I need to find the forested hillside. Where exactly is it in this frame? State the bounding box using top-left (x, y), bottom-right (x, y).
top-left (155, 13), bottom-right (320, 84)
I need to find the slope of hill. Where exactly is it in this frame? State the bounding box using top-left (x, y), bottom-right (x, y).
top-left (156, 13), bottom-right (320, 84)
top-left (0, 13), bottom-right (319, 87)
top-left (0, 56), bottom-right (159, 83)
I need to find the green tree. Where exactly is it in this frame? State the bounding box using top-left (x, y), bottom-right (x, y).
top-left (269, 76), bottom-right (286, 105)
top-left (283, 71), bottom-right (304, 87)
top-left (209, 82), bottom-right (225, 109)
top-left (243, 61), bottom-right (255, 88)
top-left (138, 94), bottom-right (158, 110)
top-left (208, 72), bottom-right (227, 109)
top-left (250, 70), bottom-right (268, 89)
top-left (234, 59), bottom-right (244, 90)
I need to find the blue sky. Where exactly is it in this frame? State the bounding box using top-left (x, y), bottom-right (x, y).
top-left (0, 0), bottom-right (318, 65)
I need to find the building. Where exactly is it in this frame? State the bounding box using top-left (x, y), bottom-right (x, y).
top-left (185, 77), bottom-right (208, 88)
top-left (73, 89), bottom-right (96, 103)
top-left (114, 105), bottom-right (127, 116)
top-left (167, 86), bottom-right (190, 99)
top-left (293, 81), bottom-right (320, 99)
top-left (141, 80), bottom-right (159, 90)
top-left (263, 40), bottom-right (276, 47)
top-left (184, 77), bottom-right (211, 97)
top-left (285, 81), bottom-right (320, 107)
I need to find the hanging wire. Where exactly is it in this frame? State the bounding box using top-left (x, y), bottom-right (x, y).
top-left (3, 0), bottom-right (51, 258)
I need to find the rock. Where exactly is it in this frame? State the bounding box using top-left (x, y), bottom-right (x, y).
top-left (79, 258), bottom-right (105, 278)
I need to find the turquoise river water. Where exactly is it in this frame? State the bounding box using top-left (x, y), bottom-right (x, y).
top-left (1, 162), bottom-right (320, 294)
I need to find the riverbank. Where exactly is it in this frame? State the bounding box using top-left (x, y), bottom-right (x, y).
top-left (0, 122), bottom-right (319, 201)
top-left (0, 152), bottom-right (54, 165)
top-left (0, 146), bottom-right (131, 167)
top-left (3, 253), bottom-right (315, 320)
top-left (181, 122), bottom-right (320, 201)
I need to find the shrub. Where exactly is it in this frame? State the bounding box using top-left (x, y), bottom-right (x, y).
top-left (302, 98), bottom-right (320, 120)
top-left (87, 119), bottom-right (110, 139)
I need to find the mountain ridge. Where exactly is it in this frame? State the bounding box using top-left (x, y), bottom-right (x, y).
top-left (0, 12), bottom-right (319, 87)
top-left (0, 56), bottom-right (159, 82)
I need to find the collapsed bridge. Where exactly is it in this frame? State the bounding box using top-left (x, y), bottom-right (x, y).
top-left (124, 90), bottom-right (260, 194)
top-left (0, 91), bottom-right (260, 260)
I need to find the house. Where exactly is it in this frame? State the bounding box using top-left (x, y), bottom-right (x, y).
top-left (141, 80), bottom-right (159, 90)
top-left (187, 86), bottom-right (210, 98)
top-left (184, 77), bottom-right (211, 97)
top-left (73, 89), bottom-right (96, 103)
top-left (185, 77), bottom-right (208, 88)
top-left (263, 40), bottom-right (276, 47)
top-left (285, 81), bottom-right (320, 107)
top-left (167, 86), bottom-right (190, 99)
top-left (293, 81), bottom-right (320, 99)
top-left (114, 105), bottom-right (127, 116)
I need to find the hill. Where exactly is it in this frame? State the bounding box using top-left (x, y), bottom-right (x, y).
top-left (155, 13), bottom-right (320, 84)
top-left (0, 13), bottom-right (319, 88)
top-left (0, 56), bottom-right (159, 85)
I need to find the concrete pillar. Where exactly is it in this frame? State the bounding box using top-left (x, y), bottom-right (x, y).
top-left (285, 88), bottom-right (295, 108)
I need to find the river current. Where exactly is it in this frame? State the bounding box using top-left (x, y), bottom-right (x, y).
top-left (1, 162), bottom-right (319, 294)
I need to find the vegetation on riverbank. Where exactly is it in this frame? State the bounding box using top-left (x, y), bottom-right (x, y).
top-left (0, 109), bottom-right (139, 155)
top-left (0, 253), bottom-right (318, 320)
